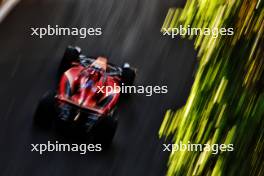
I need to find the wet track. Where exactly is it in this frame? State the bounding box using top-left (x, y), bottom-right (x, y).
top-left (0, 0), bottom-right (196, 176)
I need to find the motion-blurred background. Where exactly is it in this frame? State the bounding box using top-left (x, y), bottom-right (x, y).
top-left (1, 0), bottom-right (263, 176)
top-left (0, 0), bottom-right (196, 176)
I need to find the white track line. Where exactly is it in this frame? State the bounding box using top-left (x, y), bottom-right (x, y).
top-left (0, 0), bottom-right (20, 23)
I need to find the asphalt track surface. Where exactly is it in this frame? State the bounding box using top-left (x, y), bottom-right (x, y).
top-left (0, 0), bottom-right (196, 176)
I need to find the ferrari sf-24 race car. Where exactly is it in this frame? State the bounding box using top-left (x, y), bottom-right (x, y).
top-left (34, 46), bottom-right (136, 147)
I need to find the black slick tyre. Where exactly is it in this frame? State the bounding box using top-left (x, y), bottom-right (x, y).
top-left (58, 46), bottom-right (81, 76)
top-left (34, 91), bottom-right (56, 128)
top-left (94, 115), bottom-right (118, 149)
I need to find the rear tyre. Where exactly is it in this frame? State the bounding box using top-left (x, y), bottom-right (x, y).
top-left (94, 115), bottom-right (117, 149)
top-left (34, 91), bottom-right (56, 128)
top-left (58, 46), bottom-right (81, 76)
top-left (121, 63), bottom-right (136, 86)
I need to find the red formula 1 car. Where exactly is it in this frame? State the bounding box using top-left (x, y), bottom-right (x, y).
top-left (34, 46), bottom-right (136, 147)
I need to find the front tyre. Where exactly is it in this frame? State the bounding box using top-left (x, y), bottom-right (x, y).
top-left (58, 46), bottom-right (81, 76)
top-left (121, 63), bottom-right (136, 86)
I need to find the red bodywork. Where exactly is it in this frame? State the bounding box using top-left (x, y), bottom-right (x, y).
top-left (57, 57), bottom-right (120, 116)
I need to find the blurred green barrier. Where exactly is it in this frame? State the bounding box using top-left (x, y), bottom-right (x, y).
top-left (159, 0), bottom-right (264, 175)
